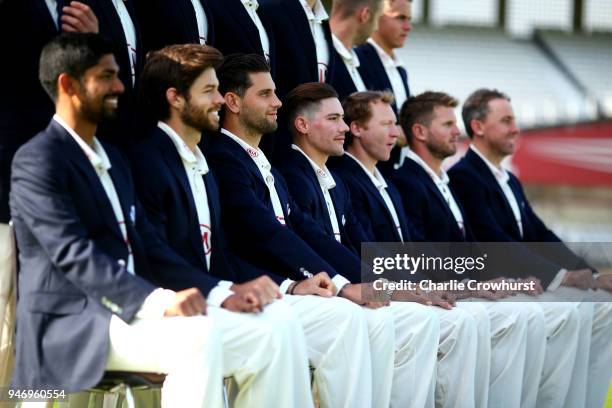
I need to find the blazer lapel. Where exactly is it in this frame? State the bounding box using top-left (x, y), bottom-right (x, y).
top-left (466, 150), bottom-right (522, 238)
top-left (53, 123), bottom-right (124, 241)
top-left (290, 1), bottom-right (318, 77)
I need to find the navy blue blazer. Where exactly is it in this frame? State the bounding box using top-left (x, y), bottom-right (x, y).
top-left (9, 120), bottom-right (201, 391)
top-left (135, 0), bottom-right (215, 54)
top-left (328, 46), bottom-right (358, 102)
top-left (207, 132), bottom-right (362, 283)
top-left (129, 127), bottom-right (280, 287)
top-left (207, 0), bottom-right (276, 76)
top-left (392, 158), bottom-right (473, 243)
top-left (448, 148), bottom-right (591, 286)
top-left (278, 148), bottom-right (369, 256)
top-left (355, 42), bottom-right (410, 113)
top-left (330, 154), bottom-right (415, 242)
top-left (259, 0), bottom-right (335, 98)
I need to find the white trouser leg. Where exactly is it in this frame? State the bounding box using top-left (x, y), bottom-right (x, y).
top-left (207, 301), bottom-right (314, 408)
top-left (387, 302), bottom-right (440, 408)
top-left (587, 290), bottom-right (612, 408)
top-left (107, 315), bottom-right (224, 408)
top-left (456, 302), bottom-right (491, 408)
top-left (560, 302), bottom-right (592, 408)
top-left (430, 306), bottom-right (477, 408)
top-left (537, 303), bottom-right (580, 408)
top-left (510, 302), bottom-right (545, 408)
top-left (362, 306), bottom-right (396, 408)
top-left (283, 295), bottom-right (372, 408)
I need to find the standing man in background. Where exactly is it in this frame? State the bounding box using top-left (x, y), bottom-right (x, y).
top-left (328, 0), bottom-right (383, 101)
top-left (356, 0), bottom-right (413, 175)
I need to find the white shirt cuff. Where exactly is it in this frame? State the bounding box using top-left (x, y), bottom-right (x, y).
top-left (207, 280), bottom-right (235, 308)
top-left (135, 288), bottom-right (176, 319)
top-left (332, 274), bottom-right (351, 296)
top-left (280, 278), bottom-right (295, 295)
top-left (547, 269), bottom-right (568, 292)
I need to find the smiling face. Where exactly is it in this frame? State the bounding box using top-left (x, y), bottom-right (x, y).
top-left (375, 0), bottom-right (412, 50)
top-left (358, 101), bottom-right (399, 162)
top-left (238, 71), bottom-right (282, 135)
top-left (74, 54), bottom-right (124, 123)
top-left (303, 97), bottom-right (349, 158)
top-left (478, 98), bottom-right (520, 157)
top-left (422, 105), bottom-right (460, 159)
top-left (180, 67), bottom-right (225, 132)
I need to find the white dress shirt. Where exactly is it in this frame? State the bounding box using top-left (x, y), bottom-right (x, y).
top-left (189, 0), bottom-right (209, 44)
top-left (345, 152), bottom-right (404, 242)
top-left (406, 149), bottom-right (465, 235)
top-left (111, 0), bottom-right (138, 86)
top-left (291, 145), bottom-right (341, 242)
top-left (240, 0), bottom-right (271, 62)
top-left (299, 0), bottom-right (330, 82)
top-left (332, 34), bottom-right (366, 91)
top-left (54, 115), bottom-right (174, 318)
top-left (158, 122), bottom-right (234, 307)
top-left (367, 38), bottom-right (408, 110)
top-left (469, 144), bottom-right (567, 290)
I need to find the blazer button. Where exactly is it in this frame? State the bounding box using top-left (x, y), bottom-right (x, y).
top-left (118, 259), bottom-right (126, 267)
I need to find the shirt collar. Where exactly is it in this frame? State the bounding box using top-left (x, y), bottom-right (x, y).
top-left (300, 0), bottom-right (328, 23)
top-left (367, 38), bottom-right (405, 69)
top-left (406, 148), bottom-right (449, 186)
top-left (345, 151), bottom-right (387, 190)
top-left (53, 114), bottom-right (110, 172)
top-left (291, 144), bottom-right (336, 190)
top-left (157, 121), bottom-right (209, 175)
top-left (241, 0), bottom-right (259, 11)
top-left (332, 34), bottom-right (360, 68)
top-left (469, 144), bottom-right (509, 183)
top-left (221, 128), bottom-right (271, 172)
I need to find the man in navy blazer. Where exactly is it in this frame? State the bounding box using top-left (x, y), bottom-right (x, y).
top-left (449, 88), bottom-right (612, 408)
top-left (10, 32), bottom-right (220, 404)
top-left (133, 46), bottom-right (386, 408)
top-left (329, 89), bottom-right (481, 408)
top-left (355, 0), bottom-right (412, 176)
top-left (328, 0), bottom-right (384, 101)
top-left (10, 33), bottom-right (314, 407)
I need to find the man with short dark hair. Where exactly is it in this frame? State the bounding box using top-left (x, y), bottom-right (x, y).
top-left (131, 44), bottom-right (375, 408)
top-left (329, 90), bottom-right (480, 408)
top-left (450, 88), bottom-right (612, 408)
top-left (328, 0), bottom-right (384, 101)
top-left (10, 33), bottom-right (313, 408)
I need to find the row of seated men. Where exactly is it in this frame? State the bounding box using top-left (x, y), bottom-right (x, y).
top-left (9, 31), bottom-right (612, 408)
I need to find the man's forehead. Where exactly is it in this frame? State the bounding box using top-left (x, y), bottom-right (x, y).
top-left (488, 98), bottom-right (514, 116)
top-left (93, 54), bottom-right (120, 71)
top-left (385, 0), bottom-right (410, 15)
top-left (247, 71), bottom-right (275, 90)
top-left (318, 97), bottom-right (343, 115)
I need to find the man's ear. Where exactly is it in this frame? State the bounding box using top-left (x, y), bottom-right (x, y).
top-left (294, 115), bottom-right (309, 135)
top-left (349, 121), bottom-right (363, 138)
top-left (470, 119), bottom-right (484, 138)
top-left (58, 73), bottom-right (77, 96)
top-left (411, 123), bottom-right (428, 143)
top-left (224, 92), bottom-right (241, 114)
top-left (166, 88), bottom-right (184, 111)
top-left (357, 6), bottom-right (371, 24)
